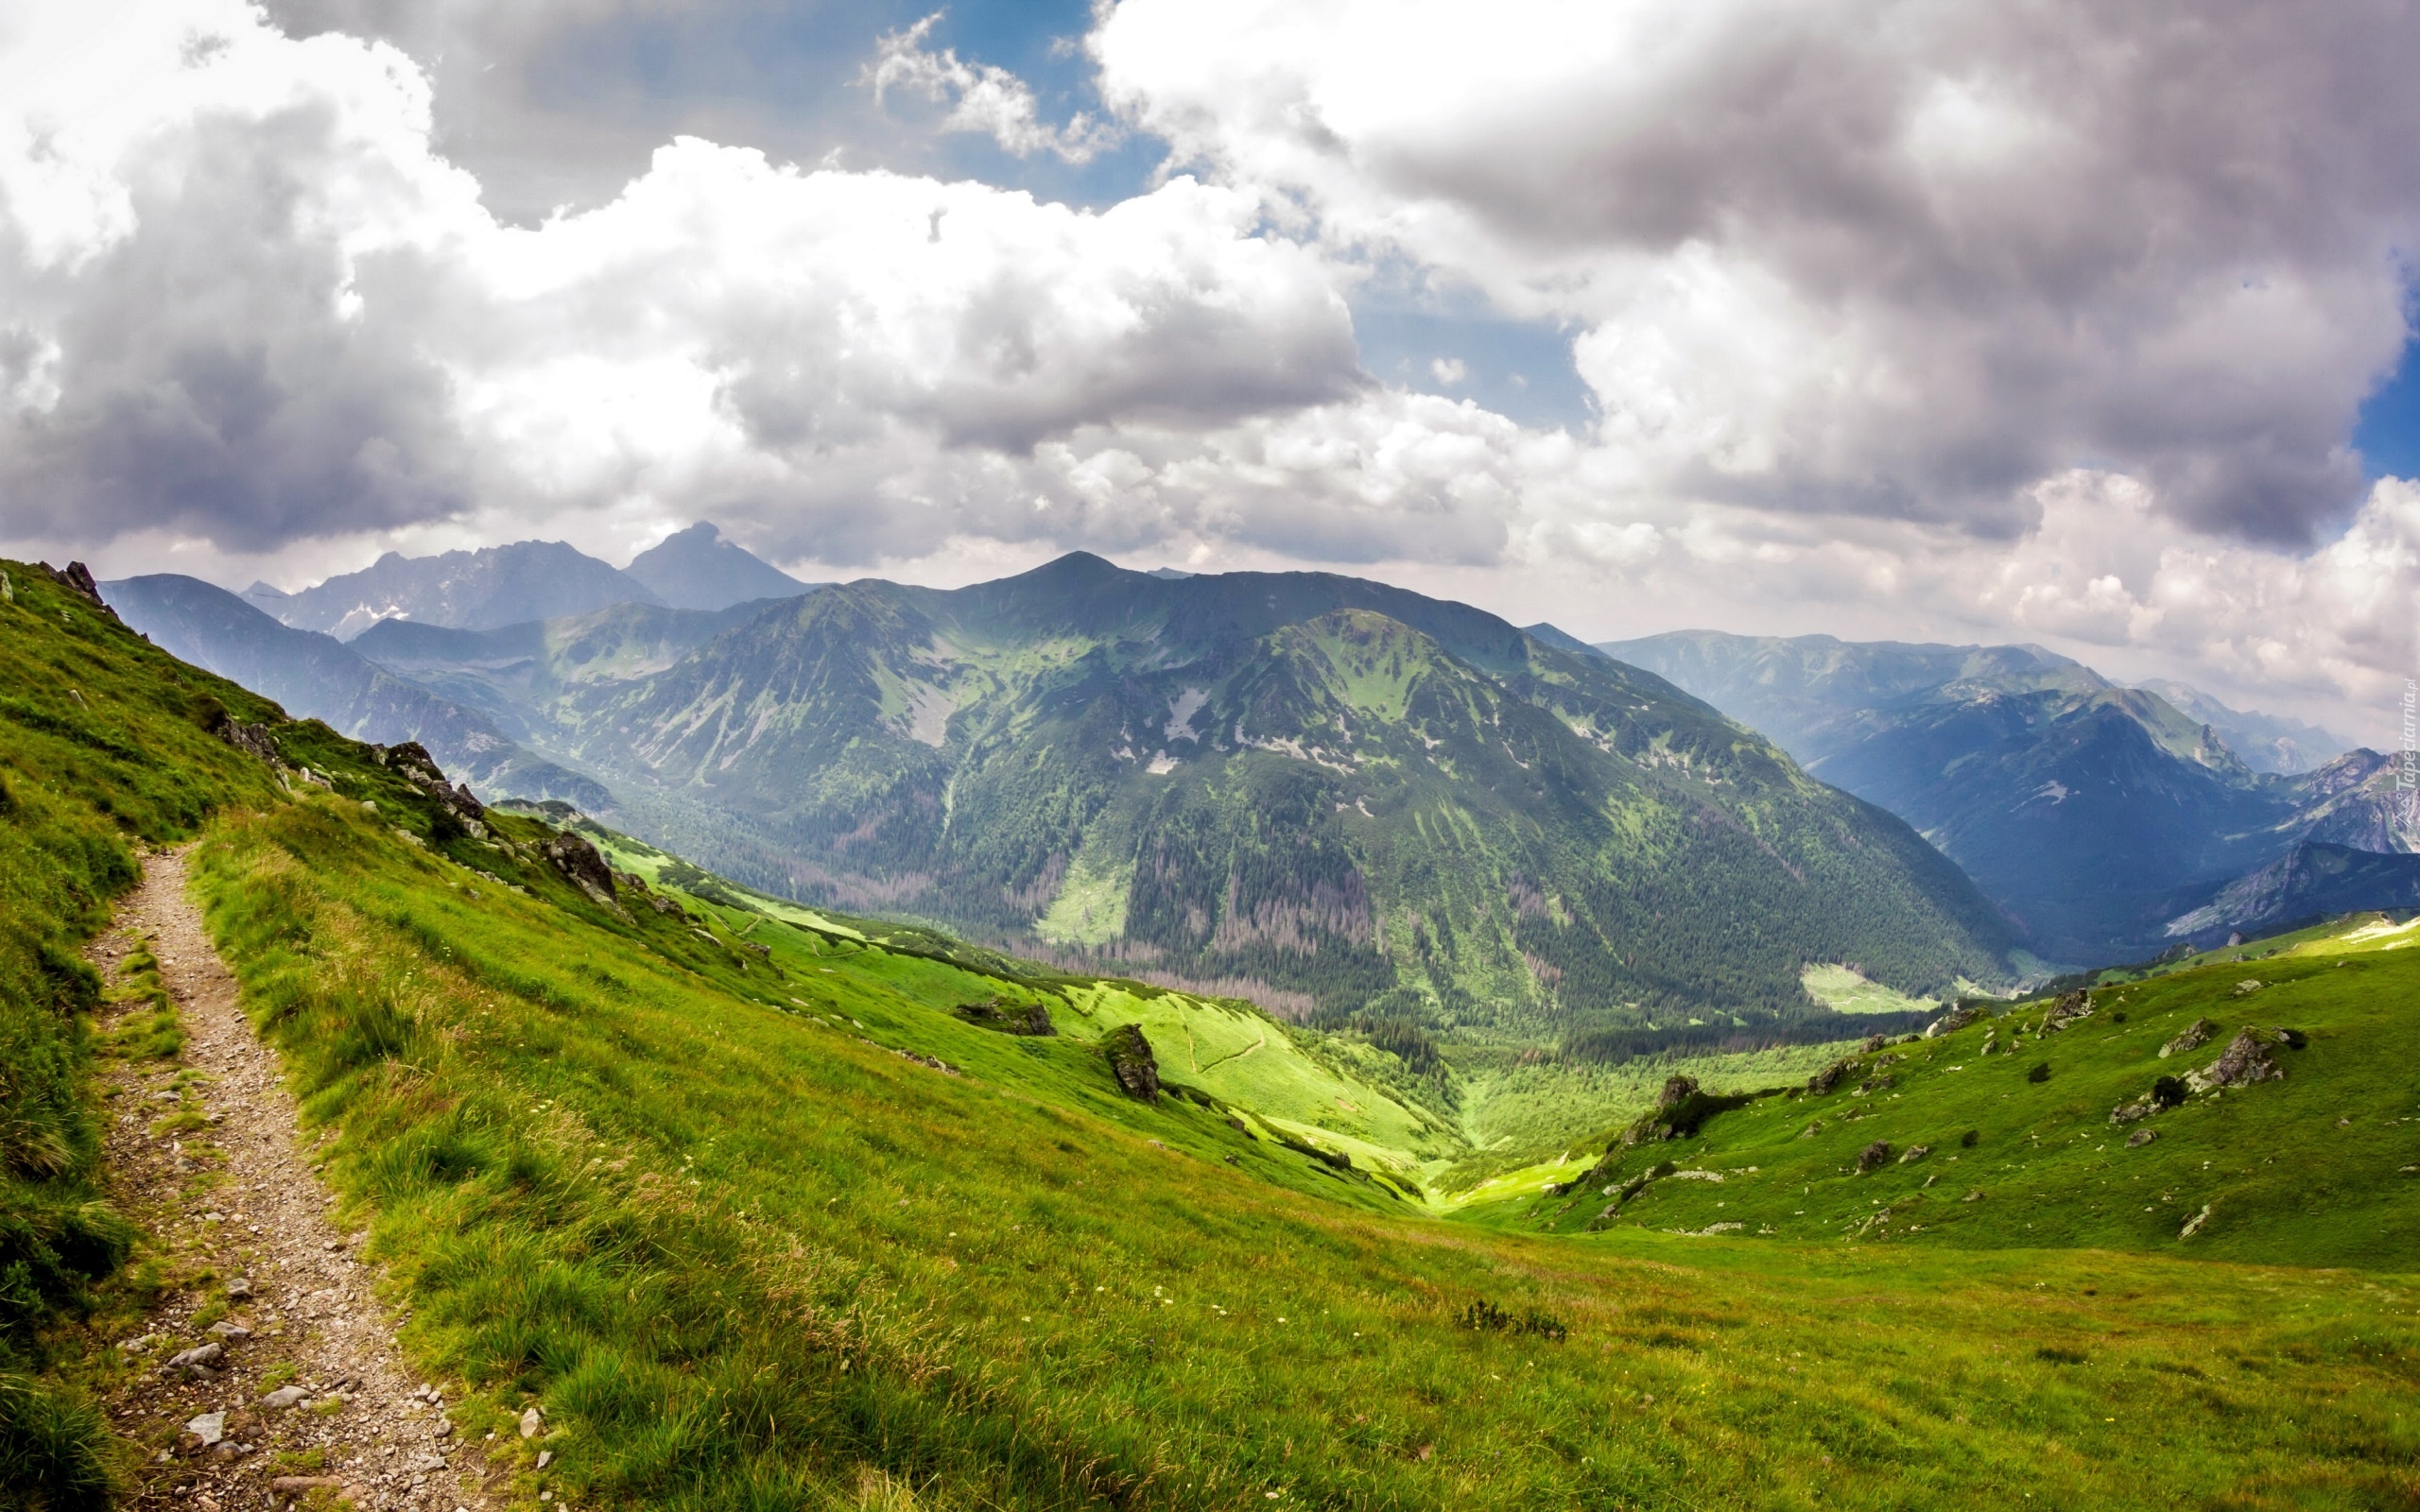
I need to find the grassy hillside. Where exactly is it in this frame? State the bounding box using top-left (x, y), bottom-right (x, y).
top-left (187, 763), bottom-right (2420, 1510)
top-left (0, 561), bottom-right (291, 1503)
top-left (6, 566), bottom-right (2416, 1507)
top-left (1489, 913), bottom-right (2420, 1271)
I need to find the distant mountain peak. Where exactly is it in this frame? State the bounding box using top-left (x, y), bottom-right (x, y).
top-left (624, 522), bottom-right (814, 611)
top-left (2132, 678), bottom-right (2351, 776)
top-left (1519, 622), bottom-right (1600, 658)
top-left (1605, 627), bottom-right (2401, 962)
top-left (253, 539), bottom-right (665, 638)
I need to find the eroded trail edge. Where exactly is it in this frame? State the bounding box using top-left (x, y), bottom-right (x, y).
top-left (94, 845), bottom-right (496, 1512)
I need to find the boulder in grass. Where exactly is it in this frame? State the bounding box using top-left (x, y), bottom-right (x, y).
top-left (2159, 1018), bottom-right (2217, 1059)
top-left (2187, 1028), bottom-right (2288, 1093)
top-left (1856, 1141), bottom-right (1893, 1173)
top-left (2039, 990), bottom-right (2093, 1034)
top-left (1925, 1003), bottom-right (1987, 1039)
top-left (543, 832), bottom-right (622, 910)
top-left (1102, 1023), bottom-right (1160, 1101)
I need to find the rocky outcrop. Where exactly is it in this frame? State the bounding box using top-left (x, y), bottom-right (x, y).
top-left (1620, 1074), bottom-right (1754, 1145)
top-left (1102, 1023), bottom-right (1159, 1101)
top-left (1925, 1003), bottom-right (1988, 1039)
top-left (542, 832), bottom-right (619, 908)
top-left (955, 1000), bottom-right (1057, 1036)
top-left (44, 560), bottom-right (121, 621)
top-left (211, 712), bottom-right (282, 766)
top-left (2038, 990), bottom-right (2094, 1034)
top-left (1856, 1141), bottom-right (1893, 1173)
top-left (2159, 1018), bottom-right (2217, 1058)
top-left (2186, 1028), bottom-right (2290, 1093)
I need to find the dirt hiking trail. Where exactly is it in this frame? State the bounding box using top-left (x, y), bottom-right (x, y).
top-left (91, 845), bottom-right (505, 1512)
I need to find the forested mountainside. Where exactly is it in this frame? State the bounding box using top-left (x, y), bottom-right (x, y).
top-left (1603, 629), bottom-right (2411, 963)
top-left (349, 553), bottom-right (2016, 1053)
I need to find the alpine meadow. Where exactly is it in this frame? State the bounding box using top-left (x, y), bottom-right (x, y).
top-left (9, 1), bottom-right (2420, 1508)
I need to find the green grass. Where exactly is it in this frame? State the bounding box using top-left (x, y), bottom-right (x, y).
top-left (0, 560), bottom-right (297, 1506)
top-left (1036, 858), bottom-right (1131, 946)
top-left (173, 788), bottom-right (2420, 1509)
top-left (1497, 925), bottom-right (2420, 1270)
top-left (1801, 963), bottom-right (1939, 1016)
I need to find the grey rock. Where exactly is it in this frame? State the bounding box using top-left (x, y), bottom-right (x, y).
top-left (2126, 1128), bottom-right (2157, 1147)
top-left (2039, 989), bottom-right (2094, 1033)
top-left (225, 1277), bottom-right (253, 1299)
top-left (208, 1321), bottom-right (251, 1340)
top-left (260, 1386), bottom-right (309, 1409)
top-left (1925, 1003), bottom-right (1987, 1038)
top-left (1856, 1141), bottom-right (1893, 1173)
top-left (519, 1405), bottom-right (544, 1439)
top-left (542, 832), bottom-right (618, 907)
top-left (2187, 1028), bottom-right (2287, 1093)
top-left (164, 1341), bottom-right (223, 1375)
top-left (185, 1411), bottom-right (226, 1446)
top-left (212, 713), bottom-right (281, 765)
top-left (1897, 1143), bottom-right (1931, 1163)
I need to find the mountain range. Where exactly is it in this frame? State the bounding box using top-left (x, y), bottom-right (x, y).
top-left (239, 524), bottom-right (814, 638)
top-left (388, 553), bottom-right (2016, 1051)
top-left (130, 548), bottom-right (2033, 1049)
top-left (111, 537), bottom-right (2418, 1030)
top-left (103, 573), bottom-right (612, 809)
top-left (1599, 630), bottom-right (2407, 962)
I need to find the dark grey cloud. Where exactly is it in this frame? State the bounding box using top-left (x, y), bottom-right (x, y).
top-left (1, 102), bottom-right (470, 551)
top-left (1099, 0), bottom-right (2420, 542)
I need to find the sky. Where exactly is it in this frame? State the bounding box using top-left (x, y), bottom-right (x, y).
top-left (4, 1), bottom-right (2420, 743)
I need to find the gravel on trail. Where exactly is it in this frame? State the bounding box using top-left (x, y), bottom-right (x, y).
top-left (90, 846), bottom-right (513, 1512)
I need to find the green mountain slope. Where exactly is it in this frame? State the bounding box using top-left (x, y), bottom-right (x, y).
top-left (366, 555), bottom-right (2019, 1052)
top-left (1602, 629), bottom-right (2413, 962)
top-left (1490, 911), bottom-right (2420, 1269)
top-left (7, 558), bottom-right (2417, 1509)
top-left (102, 573), bottom-right (608, 807)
